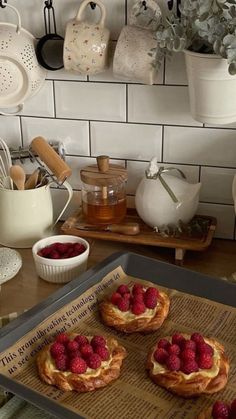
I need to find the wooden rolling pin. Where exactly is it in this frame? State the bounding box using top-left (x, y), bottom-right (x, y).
top-left (30, 136), bottom-right (72, 183)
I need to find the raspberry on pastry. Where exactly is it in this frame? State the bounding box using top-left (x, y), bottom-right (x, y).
top-left (37, 332), bottom-right (127, 392)
top-left (99, 282), bottom-right (170, 333)
top-left (196, 398), bottom-right (236, 418)
top-left (146, 332), bottom-right (229, 398)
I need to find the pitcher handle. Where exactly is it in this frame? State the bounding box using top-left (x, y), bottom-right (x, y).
top-left (52, 180), bottom-right (73, 228)
top-left (75, 0), bottom-right (106, 27)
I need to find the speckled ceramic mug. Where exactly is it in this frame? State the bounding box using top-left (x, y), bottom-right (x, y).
top-left (63, 0), bottom-right (110, 75)
top-left (113, 25), bottom-right (157, 85)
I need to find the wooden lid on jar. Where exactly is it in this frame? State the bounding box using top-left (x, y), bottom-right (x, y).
top-left (80, 156), bottom-right (127, 186)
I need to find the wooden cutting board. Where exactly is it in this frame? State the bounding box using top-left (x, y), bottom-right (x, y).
top-left (61, 209), bottom-right (217, 265)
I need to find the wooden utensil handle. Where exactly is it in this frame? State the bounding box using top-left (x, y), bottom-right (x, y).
top-left (30, 137), bottom-right (72, 183)
top-left (107, 223), bottom-right (140, 235)
top-left (25, 169), bottom-right (39, 190)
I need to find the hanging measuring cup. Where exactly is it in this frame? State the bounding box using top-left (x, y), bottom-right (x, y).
top-left (36, 0), bottom-right (64, 71)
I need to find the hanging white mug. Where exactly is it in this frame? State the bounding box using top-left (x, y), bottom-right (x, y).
top-left (0, 181), bottom-right (73, 248)
top-left (113, 0), bottom-right (160, 85)
top-left (63, 0), bottom-right (110, 75)
top-left (113, 25), bottom-right (157, 85)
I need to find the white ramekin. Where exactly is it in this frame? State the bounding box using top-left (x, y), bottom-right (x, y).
top-left (32, 235), bottom-right (90, 284)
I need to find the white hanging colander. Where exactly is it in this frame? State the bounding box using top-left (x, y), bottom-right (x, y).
top-left (0, 3), bottom-right (47, 113)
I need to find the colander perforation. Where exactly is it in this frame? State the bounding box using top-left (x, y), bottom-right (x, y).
top-left (0, 4), bottom-right (47, 109)
top-left (0, 64), bottom-right (15, 93)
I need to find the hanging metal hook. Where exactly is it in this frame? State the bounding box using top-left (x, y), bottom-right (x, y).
top-left (142, 1), bottom-right (147, 10)
top-left (90, 2), bottom-right (96, 9)
top-left (0, 0), bottom-right (7, 8)
top-left (44, 0), bottom-right (53, 9)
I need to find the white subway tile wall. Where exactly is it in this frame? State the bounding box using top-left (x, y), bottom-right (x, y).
top-left (21, 118), bottom-right (90, 155)
top-left (55, 82), bottom-right (126, 121)
top-left (19, 82), bottom-right (55, 118)
top-left (90, 122), bottom-right (162, 160)
top-left (0, 0), bottom-right (235, 239)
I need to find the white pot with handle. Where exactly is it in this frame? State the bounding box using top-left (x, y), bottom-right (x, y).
top-left (135, 158), bottom-right (201, 228)
top-left (0, 181), bottom-right (73, 248)
top-left (0, 3), bottom-right (47, 115)
top-left (63, 0), bottom-right (110, 75)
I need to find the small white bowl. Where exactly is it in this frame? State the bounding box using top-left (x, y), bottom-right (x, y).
top-left (32, 235), bottom-right (90, 284)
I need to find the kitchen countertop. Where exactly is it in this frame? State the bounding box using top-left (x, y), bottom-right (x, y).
top-left (0, 237), bottom-right (236, 318)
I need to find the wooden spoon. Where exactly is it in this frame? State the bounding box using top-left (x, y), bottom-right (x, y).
top-left (9, 165), bottom-right (26, 190)
top-left (25, 169), bottom-right (39, 190)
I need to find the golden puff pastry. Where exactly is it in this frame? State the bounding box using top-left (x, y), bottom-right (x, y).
top-left (37, 332), bottom-right (127, 392)
top-left (146, 333), bottom-right (229, 398)
top-left (99, 283), bottom-right (170, 333)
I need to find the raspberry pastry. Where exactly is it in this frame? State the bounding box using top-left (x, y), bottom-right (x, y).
top-left (99, 283), bottom-right (170, 333)
top-left (196, 399), bottom-right (236, 418)
top-left (37, 332), bottom-right (127, 392)
top-left (146, 332), bottom-right (229, 398)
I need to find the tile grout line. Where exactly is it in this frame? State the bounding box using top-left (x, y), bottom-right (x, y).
top-left (88, 121), bottom-right (92, 156)
top-left (15, 114), bottom-right (236, 132)
top-left (52, 80), bottom-right (56, 119)
top-left (19, 116), bottom-right (24, 147)
top-left (161, 125), bottom-right (164, 162)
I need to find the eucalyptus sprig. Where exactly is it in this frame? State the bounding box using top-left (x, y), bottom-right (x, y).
top-left (152, 0), bottom-right (236, 75)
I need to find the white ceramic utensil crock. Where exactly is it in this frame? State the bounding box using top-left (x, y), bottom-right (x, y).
top-left (135, 159), bottom-right (201, 228)
top-left (63, 0), bottom-right (110, 75)
top-left (0, 181), bottom-right (73, 248)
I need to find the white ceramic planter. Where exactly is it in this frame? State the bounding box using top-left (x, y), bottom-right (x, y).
top-left (184, 50), bottom-right (236, 124)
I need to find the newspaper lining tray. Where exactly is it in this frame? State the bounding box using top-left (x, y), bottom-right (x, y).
top-left (0, 252), bottom-right (235, 419)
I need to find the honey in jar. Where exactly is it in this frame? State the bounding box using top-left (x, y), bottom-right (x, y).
top-left (80, 156), bottom-right (127, 225)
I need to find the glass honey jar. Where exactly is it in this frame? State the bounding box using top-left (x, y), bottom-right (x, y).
top-left (80, 156), bottom-right (127, 225)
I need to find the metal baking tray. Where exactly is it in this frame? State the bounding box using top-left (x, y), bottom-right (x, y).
top-left (0, 251), bottom-right (235, 419)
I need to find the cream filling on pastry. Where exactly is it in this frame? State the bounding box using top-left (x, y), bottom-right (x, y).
top-left (111, 287), bottom-right (162, 320)
top-left (112, 304), bottom-right (158, 320)
top-left (151, 338), bottom-right (221, 380)
top-left (46, 351), bottom-right (113, 378)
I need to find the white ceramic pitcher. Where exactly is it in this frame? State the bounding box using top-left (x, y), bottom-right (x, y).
top-left (0, 181), bottom-right (73, 248)
top-left (135, 158), bottom-right (201, 228)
